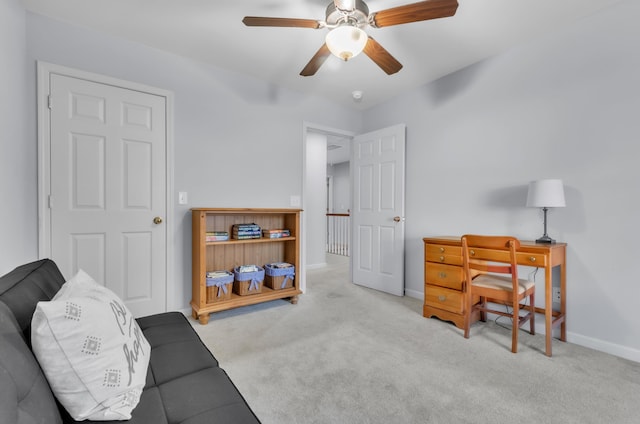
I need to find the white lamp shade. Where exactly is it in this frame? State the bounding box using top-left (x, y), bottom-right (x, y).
top-left (526, 179), bottom-right (566, 208)
top-left (325, 25), bottom-right (367, 61)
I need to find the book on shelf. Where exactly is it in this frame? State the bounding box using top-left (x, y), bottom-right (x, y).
top-left (206, 231), bottom-right (229, 242)
top-left (262, 233), bottom-right (290, 239)
top-left (233, 230), bottom-right (261, 236)
top-left (262, 229), bottom-right (290, 238)
top-left (268, 262), bottom-right (293, 269)
top-left (237, 265), bottom-right (259, 273)
top-left (206, 235), bottom-right (229, 242)
top-left (232, 234), bottom-right (261, 240)
top-left (232, 223), bottom-right (260, 231)
top-left (232, 223), bottom-right (261, 239)
top-left (206, 270), bottom-right (232, 278)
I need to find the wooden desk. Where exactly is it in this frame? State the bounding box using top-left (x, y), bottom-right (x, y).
top-left (423, 236), bottom-right (567, 356)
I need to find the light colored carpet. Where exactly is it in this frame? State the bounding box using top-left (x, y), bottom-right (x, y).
top-left (193, 254), bottom-right (640, 424)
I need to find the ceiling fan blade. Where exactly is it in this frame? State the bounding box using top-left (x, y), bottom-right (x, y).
top-left (242, 16), bottom-right (322, 29)
top-left (363, 36), bottom-right (403, 75)
top-left (370, 0), bottom-right (458, 28)
top-left (300, 44), bottom-right (332, 76)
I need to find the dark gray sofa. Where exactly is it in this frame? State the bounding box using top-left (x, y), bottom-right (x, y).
top-left (0, 259), bottom-right (260, 424)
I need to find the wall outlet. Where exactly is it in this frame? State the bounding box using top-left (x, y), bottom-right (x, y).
top-left (290, 195), bottom-right (301, 207)
top-left (552, 287), bottom-right (561, 303)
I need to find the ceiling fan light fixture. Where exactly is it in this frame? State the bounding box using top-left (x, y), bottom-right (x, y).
top-left (325, 24), bottom-right (367, 61)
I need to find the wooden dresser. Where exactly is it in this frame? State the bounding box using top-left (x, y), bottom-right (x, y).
top-left (423, 237), bottom-right (479, 329)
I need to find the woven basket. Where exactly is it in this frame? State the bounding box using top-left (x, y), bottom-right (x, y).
top-left (233, 266), bottom-right (264, 296)
top-left (264, 263), bottom-right (295, 290)
top-left (206, 271), bottom-right (234, 303)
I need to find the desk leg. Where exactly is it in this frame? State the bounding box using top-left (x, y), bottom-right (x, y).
top-left (545, 264), bottom-right (553, 356)
top-left (560, 261), bottom-right (567, 342)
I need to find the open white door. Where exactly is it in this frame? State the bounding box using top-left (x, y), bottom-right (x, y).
top-left (351, 124), bottom-right (406, 296)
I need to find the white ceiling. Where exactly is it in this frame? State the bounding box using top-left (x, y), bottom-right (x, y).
top-left (23, 0), bottom-right (622, 110)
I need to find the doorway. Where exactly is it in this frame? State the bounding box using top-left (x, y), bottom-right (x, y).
top-left (302, 122), bottom-right (406, 296)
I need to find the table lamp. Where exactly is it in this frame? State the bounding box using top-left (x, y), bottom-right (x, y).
top-left (526, 179), bottom-right (565, 243)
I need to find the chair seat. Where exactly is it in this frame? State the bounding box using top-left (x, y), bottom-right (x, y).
top-left (473, 274), bottom-right (535, 294)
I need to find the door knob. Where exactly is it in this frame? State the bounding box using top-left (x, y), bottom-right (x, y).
top-left (153, 216), bottom-right (163, 224)
top-left (393, 216), bottom-right (401, 222)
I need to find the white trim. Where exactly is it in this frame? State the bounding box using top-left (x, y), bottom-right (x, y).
top-left (404, 288), bottom-right (422, 300)
top-left (36, 61), bottom-right (174, 313)
top-left (326, 175), bottom-right (334, 213)
top-left (568, 332), bottom-right (640, 363)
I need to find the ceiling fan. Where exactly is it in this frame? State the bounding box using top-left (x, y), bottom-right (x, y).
top-left (242, 0), bottom-right (459, 76)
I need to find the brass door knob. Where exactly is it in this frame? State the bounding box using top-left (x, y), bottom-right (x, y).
top-left (393, 216), bottom-right (401, 222)
top-left (153, 216), bottom-right (163, 224)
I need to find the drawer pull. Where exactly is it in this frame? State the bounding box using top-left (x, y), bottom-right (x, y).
top-left (470, 249), bottom-right (476, 256)
top-left (529, 256), bottom-right (536, 263)
top-left (438, 272), bottom-right (447, 279)
top-left (439, 247), bottom-right (445, 253)
top-left (438, 295), bottom-right (447, 302)
top-left (439, 256), bottom-right (445, 262)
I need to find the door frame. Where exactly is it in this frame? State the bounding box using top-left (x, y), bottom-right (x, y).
top-left (36, 62), bottom-right (174, 304)
top-left (302, 122), bottom-right (355, 284)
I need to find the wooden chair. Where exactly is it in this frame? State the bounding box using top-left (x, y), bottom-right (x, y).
top-left (461, 235), bottom-right (535, 353)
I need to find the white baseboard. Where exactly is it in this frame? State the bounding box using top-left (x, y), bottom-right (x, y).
top-left (567, 332), bottom-right (640, 363)
top-left (405, 288), bottom-right (423, 300)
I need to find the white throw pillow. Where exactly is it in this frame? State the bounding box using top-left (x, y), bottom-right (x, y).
top-left (31, 270), bottom-right (150, 421)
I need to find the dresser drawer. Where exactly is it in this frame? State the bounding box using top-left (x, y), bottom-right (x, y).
top-left (425, 263), bottom-right (463, 290)
top-left (425, 285), bottom-right (464, 314)
top-left (425, 244), bottom-right (462, 266)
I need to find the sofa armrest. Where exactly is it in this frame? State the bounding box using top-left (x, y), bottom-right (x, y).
top-left (0, 259), bottom-right (66, 342)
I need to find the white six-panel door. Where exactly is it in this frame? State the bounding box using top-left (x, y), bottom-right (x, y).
top-left (47, 72), bottom-right (167, 317)
top-left (351, 124), bottom-right (406, 296)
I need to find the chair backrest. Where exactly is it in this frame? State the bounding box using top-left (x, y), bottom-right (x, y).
top-left (461, 234), bottom-right (521, 289)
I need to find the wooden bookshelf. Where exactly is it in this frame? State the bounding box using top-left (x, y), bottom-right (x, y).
top-left (191, 208), bottom-right (301, 324)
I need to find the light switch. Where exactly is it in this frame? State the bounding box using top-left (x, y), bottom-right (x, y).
top-left (178, 192), bottom-right (188, 205)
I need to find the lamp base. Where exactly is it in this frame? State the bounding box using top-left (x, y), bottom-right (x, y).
top-left (535, 235), bottom-right (556, 244)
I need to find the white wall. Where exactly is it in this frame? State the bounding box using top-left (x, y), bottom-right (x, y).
top-left (363, 0), bottom-right (640, 361)
top-left (327, 162), bottom-right (351, 214)
top-left (22, 12), bottom-right (361, 311)
top-left (305, 132), bottom-right (328, 267)
top-left (0, 0), bottom-right (33, 274)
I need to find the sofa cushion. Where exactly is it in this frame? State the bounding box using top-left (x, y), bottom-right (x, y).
top-left (31, 270), bottom-right (150, 421)
top-left (137, 312), bottom-right (218, 386)
top-left (159, 367), bottom-right (260, 424)
top-left (0, 301), bottom-right (62, 424)
top-left (135, 313), bottom-right (260, 424)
